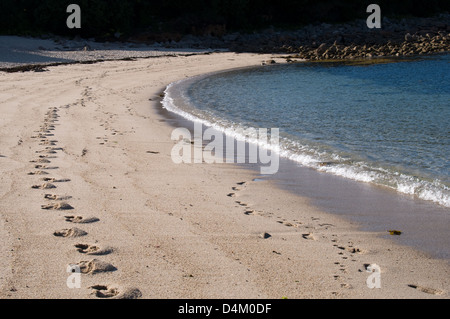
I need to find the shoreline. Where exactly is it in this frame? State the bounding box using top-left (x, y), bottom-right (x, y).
top-left (161, 80), bottom-right (450, 263)
top-left (0, 49), bottom-right (449, 299)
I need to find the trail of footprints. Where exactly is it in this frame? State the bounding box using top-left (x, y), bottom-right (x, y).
top-left (24, 107), bottom-right (444, 297)
top-left (227, 180), bottom-right (445, 296)
top-left (28, 106), bottom-right (141, 299)
top-left (229, 181), bottom-right (358, 290)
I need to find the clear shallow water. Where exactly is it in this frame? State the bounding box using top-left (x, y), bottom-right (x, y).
top-left (163, 55), bottom-right (450, 208)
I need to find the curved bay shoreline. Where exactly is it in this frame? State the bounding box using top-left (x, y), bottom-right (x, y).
top-left (0, 34), bottom-right (448, 299)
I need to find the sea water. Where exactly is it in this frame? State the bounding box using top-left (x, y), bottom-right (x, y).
top-left (164, 55), bottom-right (450, 209)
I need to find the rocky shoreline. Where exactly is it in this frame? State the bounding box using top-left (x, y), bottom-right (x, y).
top-left (1, 13), bottom-right (449, 74)
top-left (159, 13), bottom-right (450, 60)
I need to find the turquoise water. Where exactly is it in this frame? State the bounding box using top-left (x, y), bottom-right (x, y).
top-left (163, 55), bottom-right (450, 208)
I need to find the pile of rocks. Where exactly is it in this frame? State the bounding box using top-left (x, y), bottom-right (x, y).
top-left (285, 32), bottom-right (449, 60)
top-left (162, 13), bottom-right (450, 60)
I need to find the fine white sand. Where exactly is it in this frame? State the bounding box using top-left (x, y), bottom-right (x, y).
top-left (0, 37), bottom-right (448, 299)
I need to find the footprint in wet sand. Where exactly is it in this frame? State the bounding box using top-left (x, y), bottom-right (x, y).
top-left (34, 165), bottom-right (59, 170)
top-left (244, 210), bottom-right (255, 215)
top-left (302, 233), bottom-right (317, 240)
top-left (39, 140), bottom-right (57, 146)
top-left (53, 227), bottom-right (87, 238)
top-left (334, 244), bottom-right (365, 255)
top-left (44, 194), bottom-right (72, 201)
top-left (31, 134), bottom-right (48, 139)
top-left (36, 147), bottom-right (62, 154)
top-left (90, 285), bottom-right (119, 298)
top-left (28, 171), bottom-right (49, 175)
top-left (90, 285), bottom-right (142, 299)
top-left (75, 244), bottom-right (113, 255)
top-left (30, 159), bottom-right (51, 163)
top-left (36, 149), bottom-right (57, 154)
top-left (65, 215), bottom-right (100, 224)
top-left (408, 284), bottom-right (445, 296)
top-left (277, 220), bottom-right (300, 228)
top-left (75, 259), bottom-right (117, 274)
top-left (41, 202), bottom-right (74, 210)
top-left (41, 177), bottom-right (71, 183)
top-left (31, 183), bottom-right (56, 189)
top-left (235, 200), bottom-right (247, 207)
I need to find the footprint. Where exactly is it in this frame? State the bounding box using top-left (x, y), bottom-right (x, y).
top-left (28, 171), bottom-right (49, 175)
top-left (44, 194), bottom-right (72, 201)
top-left (36, 149), bottom-right (57, 154)
top-left (41, 178), bottom-right (71, 183)
top-left (39, 142), bottom-right (54, 146)
top-left (39, 141), bottom-right (56, 146)
top-left (346, 247), bottom-right (365, 254)
top-left (408, 284), bottom-right (445, 295)
top-left (90, 285), bottom-right (119, 298)
top-left (65, 215), bottom-right (100, 224)
top-left (75, 259), bottom-right (117, 274)
top-left (336, 245), bottom-right (365, 254)
top-left (75, 244), bottom-right (113, 255)
top-left (34, 165), bottom-right (59, 170)
top-left (340, 283), bottom-right (352, 289)
top-left (30, 159), bottom-right (51, 163)
top-left (31, 134), bottom-right (48, 139)
top-left (31, 183), bottom-right (56, 189)
top-left (278, 220), bottom-right (298, 227)
top-left (89, 285), bottom-right (142, 299)
top-left (53, 227), bottom-right (87, 238)
top-left (302, 233), bottom-right (316, 240)
top-left (41, 202), bottom-right (74, 210)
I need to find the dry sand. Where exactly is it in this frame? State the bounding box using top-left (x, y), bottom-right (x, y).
top-left (0, 39), bottom-right (449, 299)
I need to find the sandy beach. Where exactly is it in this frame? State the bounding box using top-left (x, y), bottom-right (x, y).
top-left (0, 37), bottom-right (449, 299)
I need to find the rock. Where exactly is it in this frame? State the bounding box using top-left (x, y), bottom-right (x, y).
top-left (404, 33), bottom-right (413, 42)
top-left (316, 43), bottom-right (328, 55)
top-left (260, 232), bottom-right (271, 239)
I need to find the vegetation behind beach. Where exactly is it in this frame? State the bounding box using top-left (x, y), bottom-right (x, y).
top-left (1, 0), bottom-right (449, 39)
